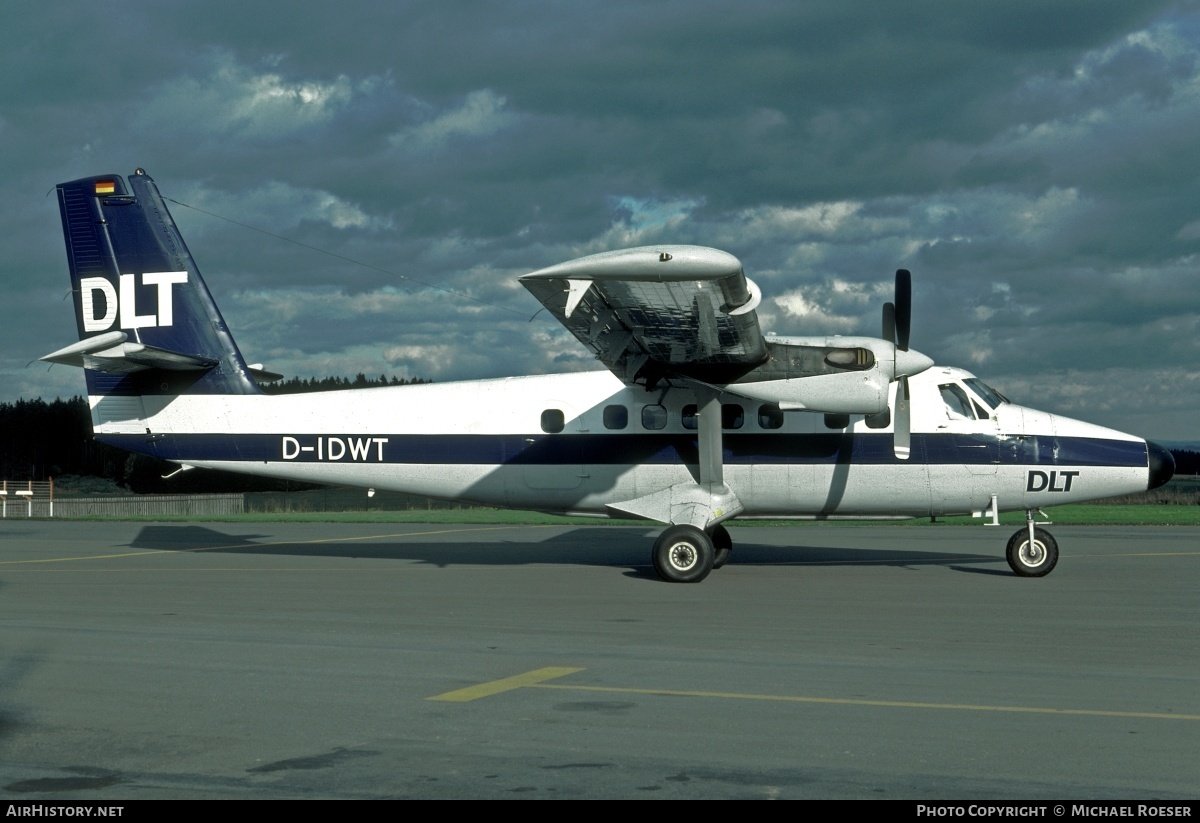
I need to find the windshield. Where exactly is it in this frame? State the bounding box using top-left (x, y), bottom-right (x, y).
top-left (964, 378), bottom-right (1008, 409)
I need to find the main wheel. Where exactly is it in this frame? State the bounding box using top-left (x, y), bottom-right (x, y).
top-left (710, 524), bottom-right (732, 569)
top-left (1006, 527), bottom-right (1059, 577)
top-left (652, 525), bottom-right (715, 583)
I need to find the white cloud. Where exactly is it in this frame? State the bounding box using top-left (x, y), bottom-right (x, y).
top-left (136, 51), bottom-right (369, 140)
top-left (382, 343), bottom-right (461, 377)
top-left (736, 201), bottom-right (865, 240)
top-left (772, 286), bottom-right (868, 334)
top-left (388, 89), bottom-right (516, 154)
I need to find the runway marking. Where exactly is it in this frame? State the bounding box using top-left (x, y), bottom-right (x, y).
top-left (428, 667), bottom-right (586, 702)
top-left (528, 683), bottom-right (1200, 721)
top-left (429, 668), bottom-right (1198, 720)
top-left (0, 525), bottom-right (517, 566)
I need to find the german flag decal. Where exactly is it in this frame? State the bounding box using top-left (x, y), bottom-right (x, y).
top-left (94, 179), bottom-right (116, 195)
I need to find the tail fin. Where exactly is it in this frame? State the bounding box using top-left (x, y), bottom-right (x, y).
top-left (43, 169), bottom-right (260, 400)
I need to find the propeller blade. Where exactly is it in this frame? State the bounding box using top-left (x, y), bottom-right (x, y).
top-left (895, 269), bottom-right (911, 352)
top-left (881, 302), bottom-right (896, 346)
top-left (893, 375), bottom-right (911, 460)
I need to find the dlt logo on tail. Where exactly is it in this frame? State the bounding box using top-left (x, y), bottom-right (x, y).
top-left (79, 271), bottom-right (188, 332)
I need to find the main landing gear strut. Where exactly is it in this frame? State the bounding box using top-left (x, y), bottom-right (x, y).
top-left (607, 392), bottom-right (740, 583)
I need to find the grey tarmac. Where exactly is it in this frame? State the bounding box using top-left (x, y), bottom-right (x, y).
top-left (0, 520), bottom-right (1196, 799)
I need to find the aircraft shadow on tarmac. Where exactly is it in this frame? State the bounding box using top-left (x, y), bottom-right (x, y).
top-left (127, 524), bottom-right (1004, 577)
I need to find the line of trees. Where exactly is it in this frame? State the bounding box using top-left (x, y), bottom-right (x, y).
top-left (262, 373), bottom-right (429, 394)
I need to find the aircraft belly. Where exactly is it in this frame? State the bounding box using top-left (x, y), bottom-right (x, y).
top-left (186, 461), bottom-right (507, 505)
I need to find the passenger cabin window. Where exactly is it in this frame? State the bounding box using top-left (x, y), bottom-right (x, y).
top-left (681, 404), bottom-right (698, 430)
top-left (824, 413), bottom-right (850, 429)
top-left (865, 409), bottom-right (890, 429)
top-left (603, 404), bottom-right (628, 430)
top-left (722, 404), bottom-right (744, 430)
top-left (540, 408), bottom-right (565, 433)
top-left (680, 403), bottom-right (745, 430)
top-left (758, 404), bottom-right (784, 430)
top-left (642, 404), bottom-right (667, 430)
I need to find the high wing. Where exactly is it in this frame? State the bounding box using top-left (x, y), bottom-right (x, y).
top-left (523, 245), bottom-right (936, 459)
top-left (520, 245), bottom-right (766, 386)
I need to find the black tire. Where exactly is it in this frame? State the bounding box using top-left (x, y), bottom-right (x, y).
top-left (652, 525), bottom-right (715, 583)
top-left (710, 524), bottom-right (732, 569)
top-left (1006, 527), bottom-right (1059, 577)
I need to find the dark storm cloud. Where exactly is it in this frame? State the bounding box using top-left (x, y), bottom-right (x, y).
top-left (2, 1), bottom-right (1198, 437)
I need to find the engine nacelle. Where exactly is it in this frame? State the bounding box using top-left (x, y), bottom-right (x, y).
top-left (729, 335), bottom-right (932, 414)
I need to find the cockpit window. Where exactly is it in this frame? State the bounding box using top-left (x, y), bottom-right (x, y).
top-left (939, 384), bottom-right (977, 420)
top-left (963, 378), bottom-right (1008, 409)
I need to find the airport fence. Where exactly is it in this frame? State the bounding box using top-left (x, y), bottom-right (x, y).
top-left (0, 479), bottom-right (244, 518)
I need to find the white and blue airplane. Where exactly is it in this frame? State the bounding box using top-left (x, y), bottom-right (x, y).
top-left (40, 170), bottom-right (1175, 582)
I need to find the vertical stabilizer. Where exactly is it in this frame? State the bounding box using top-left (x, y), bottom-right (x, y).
top-left (55, 169), bottom-right (259, 398)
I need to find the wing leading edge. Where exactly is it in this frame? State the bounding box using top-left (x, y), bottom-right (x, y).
top-left (520, 245), bottom-right (766, 386)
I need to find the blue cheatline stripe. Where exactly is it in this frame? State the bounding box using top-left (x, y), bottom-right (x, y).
top-left (96, 432), bottom-right (1149, 469)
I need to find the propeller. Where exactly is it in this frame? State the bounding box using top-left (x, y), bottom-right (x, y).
top-left (894, 268), bottom-right (911, 351)
top-left (882, 269), bottom-right (918, 460)
top-left (893, 373), bottom-right (911, 460)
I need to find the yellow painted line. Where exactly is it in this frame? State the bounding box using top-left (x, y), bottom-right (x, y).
top-left (428, 667), bottom-right (586, 703)
top-left (426, 669), bottom-right (1197, 720)
top-left (1, 567), bottom-right (445, 574)
top-left (1074, 550), bottom-right (1200, 558)
top-left (527, 683), bottom-right (1200, 721)
top-left (0, 525), bottom-right (517, 566)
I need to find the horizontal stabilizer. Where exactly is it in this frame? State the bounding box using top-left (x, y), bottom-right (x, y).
top-left (40, 331), bottom-right (217, 375)
top-left (247, 364), bottom-right (284, 383)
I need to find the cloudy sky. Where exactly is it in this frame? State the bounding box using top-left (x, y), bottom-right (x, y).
top-left (3, 2), bottom-right (1198, 439)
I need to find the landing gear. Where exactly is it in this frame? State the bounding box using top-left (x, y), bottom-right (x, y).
top-left (639, 391), bottom-right (736, 583)
top-left (710, 524), bottom-right (732, 569)
top-left (1006, 526), bottom-right (1059, 577)
top-left (652, 525), bottom-right (715, 583)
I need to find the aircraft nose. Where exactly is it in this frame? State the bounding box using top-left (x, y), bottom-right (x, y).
top-left (1146, 441), bottom-right (1175, 490)
top-left (895, 347), bottom-right (934, 378)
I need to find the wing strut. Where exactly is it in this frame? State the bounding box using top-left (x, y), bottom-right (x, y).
top-left (698, 390), bottom-right (724, 486)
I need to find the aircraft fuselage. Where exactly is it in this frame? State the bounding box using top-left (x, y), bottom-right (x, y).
top-left (91, 366), bottom-right (1168, 521)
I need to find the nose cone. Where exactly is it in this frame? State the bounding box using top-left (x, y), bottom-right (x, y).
top-left (895, 347), bottom-right (934, 378)
top-left (1146, 441), bottom-right (1175, 490)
